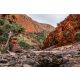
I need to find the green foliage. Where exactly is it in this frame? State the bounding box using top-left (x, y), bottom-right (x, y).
top-left (0, 35), bottom-right (7, 42)
top-left (0, 19), bottom-right (24, 34)
top-left (4, 23), bottom-right (24, 34)
top-left (0, 18), bottom-right (25, 52)
top-left (3, 24), bottom-right (13, 33)
top-left (17, 36), bottom-right (30, 49)
top-left (0, 19), bottom-right (24, 43)
top-left (37, 32), bottom-right (45, 41)
top-left (63, 31), bottom-right (69, 37)
top-left (0, 47), bottom-right (5, 53)
top-left (0, 19), bottom-right (5, 26)
top-left (49, 39), bottom-right (58, 46)
top-left (18, 40), bottom-right (30, 49)
top-left (28, 31), bottom-right (46, 44)
top-left (76, 31), bottom-right (80, 40)
top-left (11, 23), bottom-right (24, 34)
top-left (0, 32), bottom-right (8, 43)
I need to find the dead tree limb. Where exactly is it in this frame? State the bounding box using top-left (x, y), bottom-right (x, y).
top-left (3, 31), bottom-right (13, 53)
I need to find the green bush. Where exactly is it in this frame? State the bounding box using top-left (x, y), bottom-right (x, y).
top-left (49, 39), bottom-right (58, 46)
top-left (4, 23), bottom-right (24, 34)
top-left (11, 23), bottom-right (24, 34)
top-left (0, 19), bottom-right (24, 44)
top-left (0, 32), bottom-right (8, 42)
top-left (32, 31), bottom-right (45, 42)
top-left (3, 24), bottom-right (13, 33)
top-left (0, 19), bottom-right (24, 34)
top-left (0, 19), bottom-right (25, 52)
top-left (0, 27), bottom-right (4, 35)
top-left (76, 31), bottom-right (80, 40)
top-left (37, 33), bottom-right (45, 41)
top-left (0, 47), bottom-right (6, 53)
top-left (0, 19), bottom-right (5, 26)
top-left (18, 40), bottom-right (30, 49)
top-left (63, 31), bottom-right (69, 37)
top-left (0, 35), bottom-right (7, 42)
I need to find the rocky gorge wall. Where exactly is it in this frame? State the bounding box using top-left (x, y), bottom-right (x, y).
top-left (43, 14), bottom-right (80, 48)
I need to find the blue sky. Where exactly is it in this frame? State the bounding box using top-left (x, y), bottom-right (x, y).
top-left (27, 14), bottom-right (69, 27)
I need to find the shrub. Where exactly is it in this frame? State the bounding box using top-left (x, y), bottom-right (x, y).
top-left (4, 23), bottom-right (24, 34)
top-left (0, 47), bottom-right (6, 53)
top-left (76, 31), bottom-right (80, 40)
top-left (0, 19), bottom-right (5, 26)
top-left (17, 36), bottom-right (30, 49)
top-left (0, 19), bottom-right (25, 52)
top-left (3, 24), bottom-right (13, 33)
top-left (0, 19), bottom-right (24, 46)
top-left (18, 40), bottom-right (30, 49)
top-left (29, 31), bottom-right (46, 41)
top-left (49, 39), bottom-right (58, 46)
top-left (63, 31), bottom-right (69, 37)
top-left (0, 36), bottom-right (7, 42)
top-left (0, 27), bottom-right (4, 35)
top-left (11, 23), bottom-right (24, 34)
top-left (0, 21), bottom-right (24, 39)
top-left (0, 32), bottom-right (8, 43)
top-left (37, 33), bottom-right (44, 41)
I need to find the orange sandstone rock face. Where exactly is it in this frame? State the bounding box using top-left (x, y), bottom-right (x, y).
top-left (0, 14), bottom-right (54, 33)
top-left (43, 14), bottom-right (80, 48)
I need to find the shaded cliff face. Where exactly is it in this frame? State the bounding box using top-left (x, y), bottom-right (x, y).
top-left (43, 14), bottom-right (80, 48)
top-left (0, 14), bottom-right (54, 33)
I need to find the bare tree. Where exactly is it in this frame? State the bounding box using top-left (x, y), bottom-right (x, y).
top-left (3, 31), bottom-right (13, 53)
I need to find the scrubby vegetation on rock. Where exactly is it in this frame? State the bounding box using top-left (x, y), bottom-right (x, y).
top-left (28, 31), bottom-right (46, 47)
top-left (0, 17), bottom-right (48, 53)
top-left (17, 37), bottom-right (30, 49)
top-left (76, 31), bottom-right (80, 40)
top-left (0, 14), bottom-right (54, 51)
top-left (0, 18), bottom-right (25, 53)
top-left (0, 19), bottom-right (5, 26)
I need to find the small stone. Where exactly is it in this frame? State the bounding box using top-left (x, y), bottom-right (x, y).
top-left (0, 59), bottom-right (7, 64)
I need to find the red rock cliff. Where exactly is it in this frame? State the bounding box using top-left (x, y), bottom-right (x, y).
top-left (0, 14), bottom-right (54, 33)
top-left (43, 14), bottom-right (80, 48)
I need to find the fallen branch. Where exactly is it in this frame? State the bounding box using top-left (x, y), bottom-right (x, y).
top-left (2, 31), bottom-right (13, 53)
